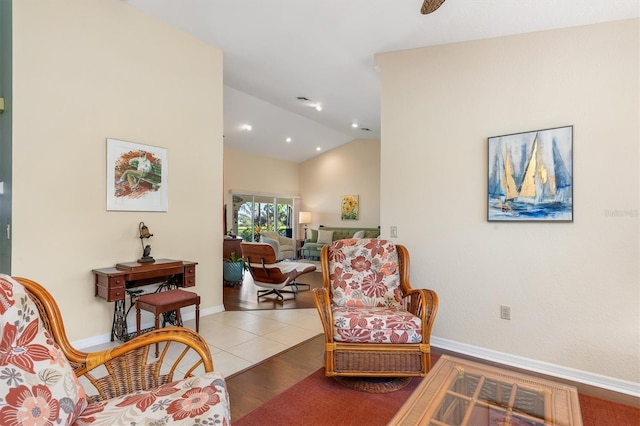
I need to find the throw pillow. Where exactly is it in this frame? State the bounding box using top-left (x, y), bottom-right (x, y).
top-left (0, 275), bottom-right (88, 425)
top-left (353, 230), bottom-right (365, 238)
top-left (317, 230), bottom-right (334, 244)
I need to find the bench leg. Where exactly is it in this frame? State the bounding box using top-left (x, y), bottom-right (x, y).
top-left (154, 313), bottom-right (160, 357)
top-left (196, 303), bottom-right (200, 333)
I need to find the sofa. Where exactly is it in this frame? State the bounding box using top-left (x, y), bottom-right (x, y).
top-left (301, 225), bottom-right (380, 259)
top-left (260, 230), bottom-right (295, 260)
top-left (0, 274), bottom-right (230, 425)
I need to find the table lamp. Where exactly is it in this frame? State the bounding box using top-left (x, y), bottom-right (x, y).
top-left (299, 211), bottom-right (311, 240)
top-left (138, 221), bottom-right (155, 263)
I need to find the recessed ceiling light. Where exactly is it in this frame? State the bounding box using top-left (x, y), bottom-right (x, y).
top-left (351, 122), bottom-right (358, 128)
top-left (286, 137), bottom-right (292, 143)
top-left (316, 147), bottom-right (322, 151)
top-left (315, 104), bottom-right (322, 111)
top-left (241, 124), bottom-right (252, 131)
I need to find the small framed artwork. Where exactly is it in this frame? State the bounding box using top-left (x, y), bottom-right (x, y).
top-left (341, 195), bottom-right (359, 220)
top-left (488, 126), bottom-right (573, 222)
top-left (106, 138), bottom-right (168, 212)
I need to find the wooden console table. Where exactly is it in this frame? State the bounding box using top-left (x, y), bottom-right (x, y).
top-left (93, 259), bottom-right (197, 341)
top-left (389, 355), bottom-right (582, 426)
top-left (223, 237), bottom-right (243, 259)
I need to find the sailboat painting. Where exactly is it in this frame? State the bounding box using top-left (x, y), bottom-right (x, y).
top-left (488, 126), bottom-right (573, 221)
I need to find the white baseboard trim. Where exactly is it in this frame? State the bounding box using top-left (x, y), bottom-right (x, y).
top-left (73, 304), bottom-right (225, 350)
top-left (431, 336), bottom-right (640, 398)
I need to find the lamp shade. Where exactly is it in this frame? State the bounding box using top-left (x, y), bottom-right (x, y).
top-left (299, 211), bottom-right (311, 224)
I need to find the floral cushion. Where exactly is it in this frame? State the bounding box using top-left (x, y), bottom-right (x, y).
top-left (327, 238), bottom-right (402, 308)
top-left (0, 275), bottom-right (88, 426)
top-left (327, 239), bottom-right (423, 344)
top-left (332, 306), bottom-right (422, 343)
top-left (74, 371), bottom-right (230, 426)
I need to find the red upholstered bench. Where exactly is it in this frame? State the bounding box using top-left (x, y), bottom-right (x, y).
top-left (136, 288), bottom-right (200, 356)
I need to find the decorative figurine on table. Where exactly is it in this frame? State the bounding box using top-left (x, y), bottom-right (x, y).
top-left (137, 221), bottom-right (155, 263)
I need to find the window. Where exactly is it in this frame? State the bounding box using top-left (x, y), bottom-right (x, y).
top-left (232, 194), bottom-right (294, 242)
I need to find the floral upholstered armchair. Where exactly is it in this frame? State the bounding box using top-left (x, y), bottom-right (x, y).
top-left (313, 238), bottom-right (438, 377)
top-left (0, 275), bottom-right (230, 425)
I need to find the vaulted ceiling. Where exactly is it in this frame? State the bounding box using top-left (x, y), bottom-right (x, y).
top-left (126, 0), bottom-right (639, 162)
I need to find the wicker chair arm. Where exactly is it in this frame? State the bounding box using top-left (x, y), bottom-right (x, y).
top-left (312, 287), bottom-right (334, 342)
top-left (77, 327), bottom-right (213, 402)
top-left (82, 327), bottom-right (212, 374)
top-left (403, 288), bottom-right (438, 344)
top-left (14, 276), bottom-right (216, 403)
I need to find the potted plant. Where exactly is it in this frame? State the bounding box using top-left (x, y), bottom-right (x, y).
top-left (223, 251), bottom-right (248, 286)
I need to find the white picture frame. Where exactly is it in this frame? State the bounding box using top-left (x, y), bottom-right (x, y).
top-left (106, 138), bottom-right (168, 212)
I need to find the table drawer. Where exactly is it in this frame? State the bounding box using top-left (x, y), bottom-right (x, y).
top-left (184, 266), bottom-right (196, 287)
top-left (96, 276), bottom-right (125, 301)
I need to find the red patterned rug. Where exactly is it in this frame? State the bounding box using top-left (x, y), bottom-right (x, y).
top-left (232, 368), bottom-right (420, 425)
top-left (233, 366), bottom-right (639, 426)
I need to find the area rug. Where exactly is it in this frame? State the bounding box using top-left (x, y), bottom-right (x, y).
top-left (232, 365), bottom-right (640, 426)
top-left (334, 375), bottom-right (412, 393)
top-left (232, 368), bottom-right (421, 425)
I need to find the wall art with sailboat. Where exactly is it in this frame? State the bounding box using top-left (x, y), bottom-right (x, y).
top-left (488, 126), bottom-right (573, 222)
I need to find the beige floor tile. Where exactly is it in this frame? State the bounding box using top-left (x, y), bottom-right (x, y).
top-left (225, 336), bottom-right (289, 364)
top-left (211, 350), bottom-right (254, 377)
top-left (229, 316), bottom-right (289, 335)
top-left (198, 324), bottom-right (257, 350)
top-left (262, 326), bottom-right (318, 346)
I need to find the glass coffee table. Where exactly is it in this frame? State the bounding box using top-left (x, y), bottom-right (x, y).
top-left (389, 355), bottom-right (582, 426)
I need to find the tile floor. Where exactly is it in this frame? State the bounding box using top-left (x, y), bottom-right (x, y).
top-left (85, 308), bottom-right (323, 378)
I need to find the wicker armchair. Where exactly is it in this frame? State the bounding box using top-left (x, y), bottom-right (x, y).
top-left (313, 239), bottom-right (438, 377)
top-left (4, 276), bottom-right (229, 424)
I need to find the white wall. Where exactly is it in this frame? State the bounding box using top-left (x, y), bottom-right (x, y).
top-left (376, 19), bottom-right (639, 383)
top-left (12, 0), bottom-right (224, 341)
top-left (299, 139), bottom-right (381, 230)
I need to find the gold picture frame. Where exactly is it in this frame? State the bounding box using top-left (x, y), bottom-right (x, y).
top-left (341, 195), bottom-right (359, 220)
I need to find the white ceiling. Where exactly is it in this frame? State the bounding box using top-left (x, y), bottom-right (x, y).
top-left (125, 0), bottom-right (639, 163)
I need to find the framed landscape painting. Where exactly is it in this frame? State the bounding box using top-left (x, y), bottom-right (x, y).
top-left (106, 138), bottom-right (168, 212)
top-left (487, 126), bottom-right (573, 222)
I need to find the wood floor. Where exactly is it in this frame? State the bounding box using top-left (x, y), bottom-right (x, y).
top-left (226, 334), bottom-right (325, 420)
top-left (223, 268), bottom-right (322, 311)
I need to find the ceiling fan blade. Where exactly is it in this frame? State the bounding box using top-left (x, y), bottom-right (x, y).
top-left (421, 0), bottom-right (446, 14)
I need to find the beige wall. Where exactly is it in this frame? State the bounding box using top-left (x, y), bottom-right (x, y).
top-left (225, 139), bottom-right (381, 240)
top-left (223, 146), bottom-right (300, 235)
top-left (376, 19), bottom-right (639, 383)
top-left (299, 139), bottom-right (381, 231)
top-left (12, 1), bottom-right (224, 342)
top-left (223, 146), bottom-right (300, 197)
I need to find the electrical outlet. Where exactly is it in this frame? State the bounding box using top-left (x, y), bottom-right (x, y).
top-left (390, 226), bottom-right (398, 238)
top-left (500, 305), bottom-right (511, 320)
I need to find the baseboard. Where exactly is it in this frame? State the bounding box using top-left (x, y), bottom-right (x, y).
top-left (72, 304), bottom-right (225, 350)
top-left (431, 336), bottom-right (640, 398)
